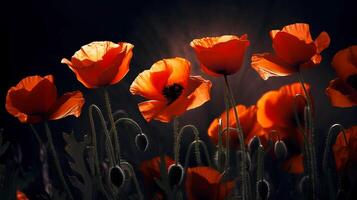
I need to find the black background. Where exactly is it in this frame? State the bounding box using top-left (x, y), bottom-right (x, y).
top-left (1, 0), bottom-right (357, 198)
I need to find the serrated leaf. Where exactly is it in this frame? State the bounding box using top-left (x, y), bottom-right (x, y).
top-left (63, 132), bottom-right (93, 200)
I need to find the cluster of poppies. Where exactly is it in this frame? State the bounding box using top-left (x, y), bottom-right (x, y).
top-left (4, 23), bottom-right (357, 199)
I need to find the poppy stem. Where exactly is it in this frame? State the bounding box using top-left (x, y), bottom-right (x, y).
top-left (88, 104), bottom-right (114, 199)
top-left (297, 70), bottom-right (318, 199)
top-left (176, 125), bottom-right (202, 166)
top-left (322, 124), bottom-right (345, 199)
top-left (43, 121), bottom-right (74, 200)
top-left (223, 75), bottom-right (248, 200)
top-left (173, 117), bottom-right (180, 165)
top-left (29, 124), bottom-right (44, 146)
top-left (104, 87), bottom-right (121, 164)
top-left (224, 85), bottom-right (231, 169)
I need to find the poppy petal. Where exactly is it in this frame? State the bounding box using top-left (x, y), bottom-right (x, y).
top-left (62, 41), bottom-right (133, 88)
top-left (273, 31), bottom-right (316, 65)
top-left (130, 68), bottom-right (166, 101)
top-left (281, 23), bottom-right (313, 43)
top-left (314, 31), bottom-right (330, 53)
top-left (191, 35), bottom-right (250, 76)
top-left (185, 76), bottom-right (212, 110)
top-left (5, 75), bottom-right (57, 123)
top-left (326, 78), bottom-right (357, 107)
top-left (48, 91), bottom-right (85, 120)
top-left (332, 45), bottom-right (357, 83)
top-left (251, 53), bottom-right (295, 80)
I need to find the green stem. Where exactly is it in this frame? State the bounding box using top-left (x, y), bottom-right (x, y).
top-left (297, 71), bottom-right (318, 199)
top-left (104, 87), bottom-right (121, 163)
top-left (223, 75), bottom-right (248, 200)
top-left (224, 84), bottom-right (230, 169)
top-left (88, 104), bottom-right (114, 200)
top-left (43, 121), bottom-right (74, 200)
top-left (173, 117), bottom-right (180, 165)
top-left (30, 124), bottom-right (44, 146)
top-left (175, 125), bottom-right (202, 165)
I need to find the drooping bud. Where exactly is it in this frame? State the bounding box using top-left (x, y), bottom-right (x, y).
top-left (256, 179), bottom-right (270, 200)
top-left (298, 175), bottom-right (312, 197)
top-left (167, 163), bottom-right (184, 187)
top-left (248, 135), bottom-right (261, 154)
top-left (274, 140), bottom-right (288, 160)
top-left (135, 133), bottom-right (149, 152)
top-left (109, 165), bottom-right (125, 188)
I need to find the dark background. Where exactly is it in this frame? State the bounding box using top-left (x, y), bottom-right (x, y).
top-left (1, 0), bottom-right (357, 198)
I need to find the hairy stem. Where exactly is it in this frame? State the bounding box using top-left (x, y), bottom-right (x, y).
top-left (104, 87), bottom-right (121, 163)
top-left (223, 75), bottom-right (248, 200)
top-left (43, 122), bottom-right (73, 200)
top-left (297, 71), bottom-right (318, 199)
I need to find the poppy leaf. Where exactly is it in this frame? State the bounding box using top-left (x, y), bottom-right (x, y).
top-left (63, 131), bottom-right (94, 199)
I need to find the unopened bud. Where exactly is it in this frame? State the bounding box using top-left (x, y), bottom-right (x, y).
top-left (248, 136), bottom-right (261, 153)
top-left (109, 165), bottom-right (125, 188)
top-left (168, 163), bottom-right (184, 187)
top-left (298, 175), bottom-right (312, 197)
top-left (214, 150), bottom-right (227, 169)
top-left (274, 140), bottom-right (288, 160)
top-left (135, 133), bottom-right (149, 152)
top-left (257, 179), bottom-right (270, 200)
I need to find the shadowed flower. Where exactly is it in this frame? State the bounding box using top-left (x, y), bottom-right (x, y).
top-left (5, 75), bottom-right (85, 124)
top-left (257, 83), bottom-right (310, 173)
top-left (190, 35), bottom-right (250, 76)
top-left (61, 41), bottom-right (134, 88)
top-left (130, 57), bottom-right (212, 122)
top-left (326, 45), bottom-right (357, 107)
top-left (208, 105), bottom-right (265, 149)
top-left (16, 190), bottom-right (28, 200)
top-left (332, 126), bottom-right (357, 171)
top-left (251, 23), bottom-right (330, 80)
top-left (185, 166), bottom-right (234, 200)
top-left (139, 156), bottom-right (175, 200)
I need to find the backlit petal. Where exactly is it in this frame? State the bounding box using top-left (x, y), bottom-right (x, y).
top-left (48, 91), bottom-right (85, 120)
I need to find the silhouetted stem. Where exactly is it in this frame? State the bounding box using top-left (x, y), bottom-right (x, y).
top-left (88, 104), bottom-right (114, 200)
top-left (224, 75), bottom-right (248, 200)
top-left (120, 161), bottom-right (144, 200)
top-left (173, 117), bottom-right (180, 165)
top-left (104, 87), bottom-right (121, 163)
top-left (297, 71), bottom-right (318, 199)
top-left (175, 125), bottom-right (202, 165)
top-left (323, 124), bottom-right (345, 200)
top-left (224, 85), bottom-right (231, 169)
top-left (43, 122), bottom-right (73, 200)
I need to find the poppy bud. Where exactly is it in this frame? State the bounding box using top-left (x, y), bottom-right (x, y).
top-left (256, 179), bottom-right (270, 200)
top-left (274, 140), bottom-right (288, 160)
top-left (248, 136), bottom-right (261, 154)
top-left (168, 163), bottom-right (184, 187)
top-left (135, 133), bottom-right (149, 152)
top-left (298, 175), bottom-right (312, 197)
top-left (109, 165), bottom-right (125, 188)
top-left (214, 150), bottom-right (227, 170)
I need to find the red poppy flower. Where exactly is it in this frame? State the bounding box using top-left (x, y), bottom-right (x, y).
top-left (16, 190), bottom-right (29, 200)
top-left (185, 166), bottom-right (234, 200)
top-left (257, 83), bottom-right (310, 173)
top-left (5, 75), bottom-right (85, 124)
top-left (139, 156), bottom-right (175, 199)
top-left (326, 45), bottom-right (357, 107)
top-left (61, 41), bottom-right (134, 88)
top-left (251, 23), bottom-right (330, 80)
top-left (130, 57), bottom-right (212, 122)
top-left (190, 35), bottom-right (250, 76)
top-left (332, 126), bottom-right (357, 171)
top-left (208, 105), bottom-right (266, 149)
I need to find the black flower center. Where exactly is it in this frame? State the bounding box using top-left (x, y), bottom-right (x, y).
top-left (162, 83), bottom-right (184, 105)
top-left (346, 74), bottom-right (357, 90)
